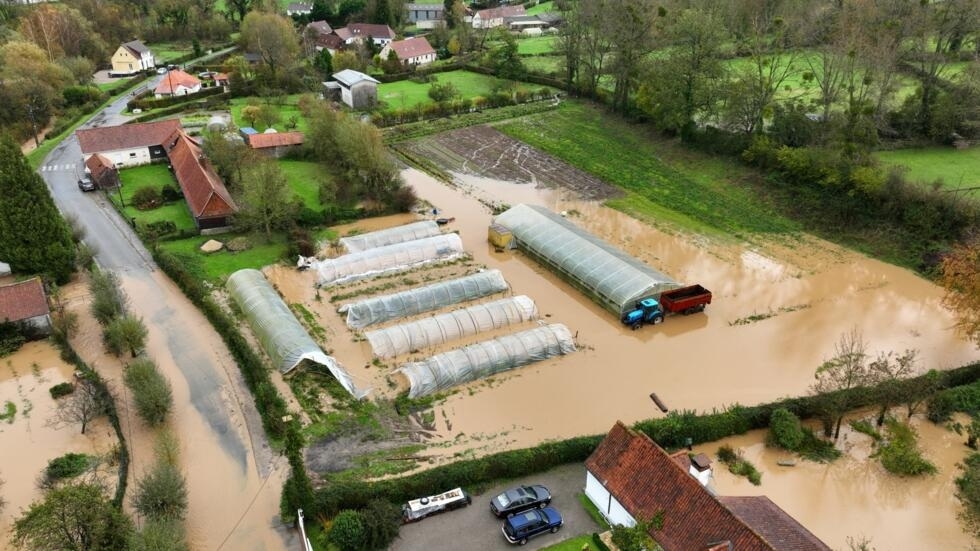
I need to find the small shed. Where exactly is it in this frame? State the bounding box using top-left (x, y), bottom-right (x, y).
top-left (488, 223), bottom-right (514, 250)
top-left (0, 278), bottom-right (52, 335)
top-left (239, 127), bottom-right (259, 143)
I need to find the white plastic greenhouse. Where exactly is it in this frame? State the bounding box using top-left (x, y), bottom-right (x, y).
top-left (340, 220), bottom-right (442, 253)
top-left (396, 323), bottom-right (576, 398)
top-left (226, 269), bottom-right (368, 399)
top-left (493, 204), bottom-right (678, 316)
top-left (365, 295), bottom-right (538, 359)
top-left (340, 269), bottom-right (510, 329)
top-left (315, 233), bottom-right (465, 287)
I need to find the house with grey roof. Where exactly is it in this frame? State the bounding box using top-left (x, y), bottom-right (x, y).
top-left (326, 70), bottom-right (380, 109)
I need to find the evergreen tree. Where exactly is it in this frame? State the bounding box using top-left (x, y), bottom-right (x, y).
top-left (0, 136), bottom-right (75, 283)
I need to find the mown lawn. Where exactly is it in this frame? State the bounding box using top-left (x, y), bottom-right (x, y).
top-left (495, 101), bottom-right (799, 238)
top-left (524, 55), bottom-right (563, 76)
top-left (540, 535), bottom-right (601, 551)
top-left (112, 164), bottom-right (197, 232)
top-left (229, 95), bottom-right (310, 133)
top-left (157, 234), bottom-right (289, 283)
top-left (377, 70), bottom-right (551, 110)
top-left (280, 159), bottom-right (329, 210)
top-left (875, 146), bottom-right (980, 193)
top-left (517, 35), bottom-right (557, 55)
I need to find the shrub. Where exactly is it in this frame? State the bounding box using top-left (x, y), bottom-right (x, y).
top-left (132, 186), bottom-right (163, 210)
top-left (328, 510), bottom-right (366, 550)
top-left (49, 382), bottom-right (75, 399)
top-left (226, 237), bottom-right (252, 252)
top-left (103, 315), bottom-right (148, 358)
top-left (123, 358), bottom-right (173, 426)
top-left (716, 445), bottom-right (761, 485)
top-left (132, 462), bottom-right (188, 521)
top-left (45, 453), bottom-right (93, 481)
top-left (128, 518), bottom-right (188, 551)
top-left (797, 428), bottom-right (842, 462)
top-left (161, 186), bottom-right (182, 203)
top-left (956, 452), bottom-right (980, 533)
top-left (849, 419), bottom-right (882, 441)
top-left (876, 418), bottom-right (937, 476)
top-left (768, 408), bottom-right (804, 451)
top-left (287, 227), bottom-right (316, 258)
top-left (360, 500), bottom-right (401, 550)
top-left (0, 321), bottom-right (26, 357)
top-left (142, 220), bottom-right (177, 239)
top-left (89, 270), bottom-right (126, 325)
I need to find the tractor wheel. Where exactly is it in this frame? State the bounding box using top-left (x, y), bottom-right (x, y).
top-left (632, 322), bottom-right (641, 330)
top-left (652, 315), bottom-right (664, 325)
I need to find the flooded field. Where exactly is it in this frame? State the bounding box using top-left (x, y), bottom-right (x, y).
top-left (696, 413), bottom-right (976, 550)
top-left (0, 340), bottom-right (116, 544)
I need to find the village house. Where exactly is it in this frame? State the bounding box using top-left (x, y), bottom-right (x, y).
top-left (111, 40), bottom-right (155, 75)
top-left (585, 421), bottom-right (832, 551)
top-left (380, 37), bottom-right (437, 67)
top-left (325, 69), bottom-right (380, 109)
top-left (0, 278), bottom-right (52, 336)
top-left (76, 119), bottom-right (182, 168)
top-left (245, 130), bottom-right (305, 159)
top-left (333, 23), bottom-right (396, 47)
top-left (166, 131), bottom-right (237, 231)
top-left (305, 20), bottom-right (343, 53)
top-left (471, 4), bottom-right (525, 28)
top-left (406, 3), bottom-right (445, 28)
top-left (155, 69), bottom-right (202, 98)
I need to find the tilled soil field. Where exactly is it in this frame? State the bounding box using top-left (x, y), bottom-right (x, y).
top-left (396, 125), bottom-right (624, 201)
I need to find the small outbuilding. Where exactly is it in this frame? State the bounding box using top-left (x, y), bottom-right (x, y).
top-left (329, 69), bottom-right (380, 109)
top-left (0, 278), bottom-right (52, 336)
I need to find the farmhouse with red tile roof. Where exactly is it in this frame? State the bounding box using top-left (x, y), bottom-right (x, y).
top-left (379, 37), bottom-right (437, 67)
top-left (585, 421), bottom-right (832, 551)
top-left (155, 69), bottom-right (202, 98)
top-left (167, 131), bottom-right (238, 230)
top-left (0, 278), bottom-right (51, 335)
top-left (76, 119), bottom-right (182, 168)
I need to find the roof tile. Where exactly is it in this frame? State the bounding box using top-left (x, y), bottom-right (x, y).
top-left (76, 120), bottom-right (182, 155)
top-left (0, 278), bottom-right (49, 322)
top-left (167, 131), bottom-right (237, 221)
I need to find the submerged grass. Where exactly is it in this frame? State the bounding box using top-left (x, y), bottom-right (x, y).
top-left (495, 101), bottom-right (799, 239)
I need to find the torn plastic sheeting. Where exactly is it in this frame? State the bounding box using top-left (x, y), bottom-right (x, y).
top-left (315, 233), bottom-right (465, 287)
top-left (340, 220), bottom-right (442, 253)
top-left (365, 295), bottom-right (538, 359)
top-left (397, 323), bottom-right (575, 398)
top-left (340, 269), bottom-right (509, 329)
top-left (226, 269), bottom-right (369, 399)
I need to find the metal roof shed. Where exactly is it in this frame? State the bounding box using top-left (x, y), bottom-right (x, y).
top-left (493, 204), bottom-right (678, 316)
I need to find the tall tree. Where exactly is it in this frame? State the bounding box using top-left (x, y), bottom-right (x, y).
top-left (942, 236), bottom-right (980, 346)
top-left (240, 11), bottom-right (301, 82)
top-left (225, 0), bottom-right (251, 23)
top-left (133, 462), bottom-right (188, 521)
top-left (235, 160), bottom-right (295, 237)
top-left (606, 0), bottom-right (658, 113)
top-left (811, 328), bottom-right (871, 439)
top-left (13, 482), bottom-right (132, 551)
top-left (49, 375), bottom-right (111, 434)
top-left (0, 135), bottom-right (75, 283)
top-left (638, 7), bottom-right (727, 137)
top-left (868, 349), bottom-right (919, 426)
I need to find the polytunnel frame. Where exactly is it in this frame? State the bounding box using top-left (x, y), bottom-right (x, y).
top-left (494, 204), bottom-right (677, 316)
top-left (226, 269), bottom-right (369, 399)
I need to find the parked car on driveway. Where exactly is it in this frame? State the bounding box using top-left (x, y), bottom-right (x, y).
top-left (77, 176), bottom-right (95, 192)
top-left (490, 485), bottom-right (552, 517)
top-left (501, 507), bottom-right (563, 545)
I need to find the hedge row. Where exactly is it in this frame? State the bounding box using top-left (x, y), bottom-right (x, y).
top-left (129, 93), bottom-right (231, 124)
top-left (313, 361), bottom-right (980, 518)
top-left (151, 249), bottom-right (314, 521)
top-left (128, 86), bottom-right (227, 111)
top-left (51, 336), bottom-right (130, 509)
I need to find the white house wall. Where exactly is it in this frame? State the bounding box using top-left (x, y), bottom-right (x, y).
top-left (341, 87), bottom-right (354, 107)
top-left (91, 148), bottom-right (153, 168)
top-left (584, 471), bottom-right (637, 528)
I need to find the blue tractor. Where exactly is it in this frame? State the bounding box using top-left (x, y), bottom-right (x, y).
top-left (621, 298), bottom-right (665, 330)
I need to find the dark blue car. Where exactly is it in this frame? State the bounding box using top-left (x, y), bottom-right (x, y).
top-left (501, 506), bottom-right (563, 545)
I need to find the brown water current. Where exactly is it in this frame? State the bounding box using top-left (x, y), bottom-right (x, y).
top-left (695, 414), bottom-right (975, 550)
top-left (0, 340), bottom-right (116, 544)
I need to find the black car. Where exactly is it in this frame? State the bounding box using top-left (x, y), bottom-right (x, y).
top-left (490, 484), bottom-right (551, 517)
top-left (501, 506), bottom-right (562, 545)
top-left (77, 176), bottom-right (95, 192)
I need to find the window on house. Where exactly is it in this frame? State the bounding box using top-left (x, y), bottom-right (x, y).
top-left (129, 152), bottom-right (137, 158)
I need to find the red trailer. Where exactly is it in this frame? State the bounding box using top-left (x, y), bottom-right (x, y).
top-left (659, 284), bottom-right (712, 315)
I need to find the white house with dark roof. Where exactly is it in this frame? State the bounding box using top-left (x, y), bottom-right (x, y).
top-left (333, 23), bottom-right (396, 46)
top-left (379, 37), bottom-right (437, 67)
top-left (75, 119), bottom-right (182, 168)
top-left (111, 40), bottom-right (155, 74)
top-left (327, 70), bottom-right (380, 109)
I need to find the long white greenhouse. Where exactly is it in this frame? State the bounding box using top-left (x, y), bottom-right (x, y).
top-left (340, 269), bottom-right (510, 329)
top-left (226, 269), bottom-right (368, 399)
top-left (365, 295), bottom-right (538, 359)
top-left (315, 233), bottom-right (465, 287)
top-left (340, 220), bottom-right (443, 253)
top-left (493, 204), bottom-right (678, 316)
top-left (396, 323), bottom-right (576, 398)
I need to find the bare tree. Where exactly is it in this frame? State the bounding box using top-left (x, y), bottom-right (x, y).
top-left (868, 349), bottom-right (919, 426)
top-left (811, 328), bottom-right (871, 439)
top-left (48, 375), bottom-right (111, 434)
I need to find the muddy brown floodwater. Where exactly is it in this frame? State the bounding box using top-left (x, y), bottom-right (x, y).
top-left (0, 340), bottom-right (116, 544)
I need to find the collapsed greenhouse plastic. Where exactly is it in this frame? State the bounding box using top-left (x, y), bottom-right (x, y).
top-left (340, 220), bottom-right (442, 253)
top-left (226, 269), bottom-right (368, 399)
top-left (315, 233), bottom-right (465, 287)
top-left (396, 323), bottom-right (576, 398)
top-left (340, 269), bottom-right (509, 329)
top-left (493, 204), bottom-right (678, 316)
top-left (365, 295), bottom-right (538, 359)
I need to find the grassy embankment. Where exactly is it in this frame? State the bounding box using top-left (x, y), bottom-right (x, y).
top-left (496, 101), bottom-right (799, 240)
top-left (377, 70), bottom-right (554, 110)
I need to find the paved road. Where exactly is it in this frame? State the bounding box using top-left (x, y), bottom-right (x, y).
top-left (390, 463), bottom-right (601, 551)
top-left (37, 55), bottom-right (292, 550)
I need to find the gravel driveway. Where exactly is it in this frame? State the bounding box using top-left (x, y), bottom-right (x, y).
top-left (390, 463), bottom-right (601, 551)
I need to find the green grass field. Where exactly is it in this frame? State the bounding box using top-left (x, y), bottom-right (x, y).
top-left (496, 101), bottom-right (798, 238)
top-left (875, 146), bottom-right (980, 192)
top-left (279, 159), bottom-right (329, 210)
top-left (112, 164), bottom-right (197, 232)
top-left (539, 535), bottom-right (600, 551)
top-left (157, 233), bottom-right (289, 282)
top-left (378, 70), bottom-right (550, 110)
top-left (527, 0), bottom-right (554, 15)
top-left (523, 55), bottom-right (562, 76)
top-left (229, 95), bottom-right (311, 133)
top-left (517, 36), bottom-right (557, 56)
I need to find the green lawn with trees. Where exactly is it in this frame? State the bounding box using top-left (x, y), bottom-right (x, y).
top-left (377, 71), bottom-right (550, 110)
top-left (875, 147), bottom-right (980, 193)
top-left (527, 1), bottom-right (554, 15)
top-left (516, 36), bottom-right (557, 56)
top-left (229, 95), bottom-right (311, 133)
top-left (113, 165), bottom-right (197, 234)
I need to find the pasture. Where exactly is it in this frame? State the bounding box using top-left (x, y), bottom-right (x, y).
top-left (876, 146), bottom-right (980, 193)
